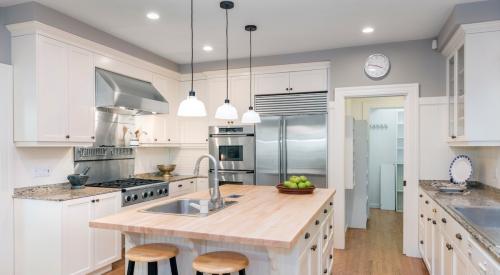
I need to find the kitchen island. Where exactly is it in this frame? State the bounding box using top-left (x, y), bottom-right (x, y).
top-left (90, 185), bottom-right (335, 275)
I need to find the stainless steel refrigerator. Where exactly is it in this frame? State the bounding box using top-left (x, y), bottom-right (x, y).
top-left (255, 114), bottom-right (327, 188)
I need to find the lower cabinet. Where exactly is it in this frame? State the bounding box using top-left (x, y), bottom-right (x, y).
top-left (169, 178), bottom-right (196, 197)
top-left (15, 192), bottom-right (121, 275)
top-left (418, 188), bottom-right (500, 275)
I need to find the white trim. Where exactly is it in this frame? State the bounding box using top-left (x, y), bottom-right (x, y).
top-left (202, 61), bottom-right (331, 78)
top-left (331, 83), bottom-right (420, 258)
top-left (419, 96), bottom-right (447, 105)
top-left (6, 21), bottom-right (180, 80)
top-left (441, 20), bottom-right (500, 57)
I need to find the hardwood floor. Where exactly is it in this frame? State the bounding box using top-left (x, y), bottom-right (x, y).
top-left (106, 209), bottom-right (428, 275)
top-left (333, 209), bottom-right (429, 275)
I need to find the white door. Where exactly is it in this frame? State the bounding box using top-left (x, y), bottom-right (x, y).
top-left (67, 45), bottom-right (95, 142)
top-left (289, 69), bottom-right (328, 93)
top-left (92, 192), bottom-right (121, 269)
top-left (62, 197), bottom-right (93, 275)
top-left (254, 72), bottom-right (290, 95)
top-left (37, 35), bottom-right (69, 142)
top-left (179, 80), bottom-right (209, 143)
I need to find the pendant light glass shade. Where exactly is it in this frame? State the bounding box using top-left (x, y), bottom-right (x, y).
top-left (178, 92), bottom-right (207, 117)
top-left (215, 1), bottom-right (238, 120)
top-left (178, 0), bottom-right (207, 117)
top-left (241, 107), bottom-right (261, 124)
top-left (241, 24), bottom-right (261, 124)
top-left (215, 99), bottom-right (238, 119)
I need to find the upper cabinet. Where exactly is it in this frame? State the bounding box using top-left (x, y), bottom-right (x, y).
top-left (11, 34), bottom-right (95, 146)
top-left (179, 80), bottom-right (209, 144)
top-left (207, 76), bottom-right (251, 126)
top-left (255, 69), bottom-right (328, 95)
top-left (443, 21), bottom-right (500, 146)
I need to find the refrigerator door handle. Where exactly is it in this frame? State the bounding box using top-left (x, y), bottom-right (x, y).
top-left (278, 118), bottom-right (283, 184)
top-left (283, 118), bottom-right (288, 181)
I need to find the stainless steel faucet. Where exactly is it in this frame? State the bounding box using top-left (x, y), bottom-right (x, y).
top-left (193, 154), bottom-right (223, 210)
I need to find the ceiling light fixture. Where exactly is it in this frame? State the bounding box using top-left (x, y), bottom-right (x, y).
top-left (241, 25), bottom-right (261, 124)
top-left (362, 27), bottom-right (374, 34)
top-left (203, 45), bottom-right (213, 52)
top-left (177, 0), bottom-right (207, 117)
top-left (215, 1), bottom-right (238, 120)
top-left (146, 12), bottom-right (160, 20)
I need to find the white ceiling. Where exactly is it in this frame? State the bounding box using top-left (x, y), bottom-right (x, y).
top-left (1, 0), bottom-right (482, 64)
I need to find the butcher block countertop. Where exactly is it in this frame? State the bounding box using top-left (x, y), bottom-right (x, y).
top-left (90, 185), bottom-right (335, 249)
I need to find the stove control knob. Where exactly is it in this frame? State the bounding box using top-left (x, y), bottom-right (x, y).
top-left (158, 189), bottom-right (163, 195)
top-left (142, 192), bottom-right (148, 199)
top-left (132, 194), bottom-right (138, 201)
top-left (125, 195), bottom-right (132, 202)
top-left (163, 188), bottom-right (168, 194)
top-left (149, 191), bottom-right (154, 197)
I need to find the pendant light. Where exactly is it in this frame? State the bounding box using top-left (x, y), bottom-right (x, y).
top-left (215, 1), bottom-right (238, 120)
top-left (178, 0), bottom-right (207, 117)
top-left (241, 25), bottom-right (261, 124)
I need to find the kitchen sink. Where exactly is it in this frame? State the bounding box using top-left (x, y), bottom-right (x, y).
top-left (451, 206), bottom-right (500, 247)
top-left (141, 199), bottom-right (237, 217)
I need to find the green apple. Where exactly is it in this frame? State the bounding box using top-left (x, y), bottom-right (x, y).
top-left (284, 181), bottom-right (292, 188)
top-left (288, 182), bottom-right (298, 189)
top-left (298, 181), bottom-right (308, 189)
top-left (289, 176), bottom-right (300, 184)
top-left (299, 176), bottom-right (308, 182)
top-left (304, 181), bottom-right (312, 187)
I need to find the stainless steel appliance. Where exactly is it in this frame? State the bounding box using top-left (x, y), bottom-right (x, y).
top-left (208, 126), bottom-right (255, 185)
top-left (74, 147), bottom-right (169, 207)
top-left (255, 92), bottom-right (328, 188)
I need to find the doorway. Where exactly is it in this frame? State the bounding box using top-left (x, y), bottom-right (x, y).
top-left (330, 83), bottom-right (419, 258)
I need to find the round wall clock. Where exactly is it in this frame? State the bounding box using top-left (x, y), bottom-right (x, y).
top-left (364, 54), bottom-right (390, 79)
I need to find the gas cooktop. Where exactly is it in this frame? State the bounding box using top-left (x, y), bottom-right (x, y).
top-left (86, 178), bottom-right (164, 189)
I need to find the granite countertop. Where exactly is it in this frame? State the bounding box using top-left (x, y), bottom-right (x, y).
top-left (420, 180), bottom-right (500, 260)
top-left (13, 183), bottom-right (119, 201)
top-left (135, 173), bottom-right (207, 182)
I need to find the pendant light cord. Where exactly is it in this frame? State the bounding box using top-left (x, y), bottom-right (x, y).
top-left (225, 9), bottom-right (229, 101)
top-left (190, 0), bottom-right (194, 93)
top-left (249, 29), bottom-right (253, 108)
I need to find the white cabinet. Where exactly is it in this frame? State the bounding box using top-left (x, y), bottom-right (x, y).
top-left (207, 76), bottom-right (250, 126)
top-left (443, 22), bottom-right (500, 146)
top-left (196, 177), bottom-right (209, 192)
top-left (169, 179), bottom-right (196, 197)
top-left (11, 34), bottom-right (95, 146)
top-left (15, 192), bottom-right (121, 275)
top-left (254, 69), bottom-right (328, 95)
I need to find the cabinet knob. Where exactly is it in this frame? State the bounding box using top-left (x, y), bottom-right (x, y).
top-left (441, 218), bottom-right (447, 223)
top-left (427, 218), bottom-right (432, 222)
top-left (95, 199), bottom-right (100, 203)
top-left (329, 254), bottom-right (333, 260)
top-left (329, 202), bottom-right (333, 206)
top-left (178, 184), bottom-right (183, 188)
top-left (419, 194), bottom-right (423, 198)
top-left (323, 234), bottom-right (327, 240)
top-left (323, 268), bottom-right (327, 274)
top-left (329, 225), bottom-right (333, 229)
top-left (168, 138), bottom-right (171, 142)
top-left (420, 240), bottom-right (424, 244)
top-left (289, 87), bottom-right (293, 91)
top-left (304, 232), bottom-right (310, 239)
top-left (324, 209), bottom-right (328, 214)
top-left (310, 244), bottom-right (317, 251)
top-left (205, 138), bottom-right (208, 142)
top-left (451, 135), bottom-right (457, 139)
top-left (154, 138), bottom-right (158, 142)
top-left (455, 233), bottom-right (462, 240)
top-left (66, 135), bottom-right (70, 139)
top-left (315, 220), bottom-right (320, 225)
top-left (425, 200), bottom-right (429, 204)
top-left (432, 220), bottom-right (437, 225)
top-left (91, 199), bottom-right (96, 203)
top-left (446, 243), bottom-right (453, 250)
top-left (91, 136), bottom-right (95, 140)
top-left (420, 214), bottom-right (424, 218)
top-left (286, 88), bottom-right (289, 91)
top-left (432, 208), bottom-right (437, 213)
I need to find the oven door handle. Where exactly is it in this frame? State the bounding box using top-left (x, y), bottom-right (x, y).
top-left (209, 134), bottom-right (254, 138)
top-left (210, 170), bottom-right (254, 174)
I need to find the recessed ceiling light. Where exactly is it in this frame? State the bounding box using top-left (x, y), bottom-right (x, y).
top-left (146, 12), bottom-right (160, 20)
top-left (203, 45), bottom-right (213, 52)
top-left (362, 27), bottom-right (374, 34)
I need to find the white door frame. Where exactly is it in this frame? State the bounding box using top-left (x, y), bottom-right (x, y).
top-left (330, 83), bottom-right (420, 257)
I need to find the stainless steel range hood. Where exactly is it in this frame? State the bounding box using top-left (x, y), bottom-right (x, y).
top-left (95, 68), bottom-right (169, 115)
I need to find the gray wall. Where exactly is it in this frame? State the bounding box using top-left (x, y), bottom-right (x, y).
top-left (0, 8), bottom-right (11, 64)
top-left (180, 39), bottom-right (446, 97)
top-left (0, 2), bottom-right (178, 71)
top-left (438, 0), bottom-right (500, 50)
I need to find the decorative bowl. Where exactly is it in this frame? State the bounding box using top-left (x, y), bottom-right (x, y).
top-left (276, 184), bottom-right (315, 194)
top-left (67, 174), bottom-right (89, 189)
top-left (157, 164), bottom-right (176, 176)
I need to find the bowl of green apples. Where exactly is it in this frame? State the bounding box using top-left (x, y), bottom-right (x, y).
top-left (277, 175), bottom-right (315, 194)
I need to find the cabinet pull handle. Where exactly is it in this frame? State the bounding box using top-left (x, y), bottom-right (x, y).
top-left (310, 244), bottom-right (317, 251)
top-left (323, 234), bottom-right (327, 240)
top-left (315, 220), bottom-right (320, 225)
top-left (289, 87), bottom-right (293, 91)
top-left (451, 135), bottom-right (456, 139)
top-left (91, 199), bottom-right (96, 203)
top-left (329, 225), bottom-right (333, 229)
top-left (432, 208), bottom-right (437, 213)
top-left (455, 233), bottom-right (462, 240)
top-left (425, 200), bottom-right (429, 204)
top-left (441, 218), bottom-right (447, 223)
top-left (323, 268), bottom-right (327, 274)
top-left (91, 136), bottom-right (95, 140)
top-left (419, 194), bottom-right (423, 198)
top-left (446, 243), bottom-right (453, 250)
top-left (427, 218), bottom-right (432, 222)
top-left (329, 202), bottom-right (333, 206)
top-left (329, 254), bottom-right (333, 260)
top-left (95, 199), bottom-right (100, 203)
top-left (420, 214), bottom-right (424, 218)
top-left (324, 209), bottom-right (328, 214)
top-left (432, 220), bottom-right (437, 225)
top-left (178, 184), bottom-right (183, 188)
top-left (286, 88), bottom-right (289, 91)
top-left (304, 232), bottom-right (310, 239)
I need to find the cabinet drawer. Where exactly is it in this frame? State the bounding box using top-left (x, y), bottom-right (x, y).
top-left (439, 209), bottom-right (470, 255)
top-left (468, 239), bottom-right (500, 275)
top-left (322, 238), bottom-right (334, 275)
top-left (169, 179), bottom-right (195, 196)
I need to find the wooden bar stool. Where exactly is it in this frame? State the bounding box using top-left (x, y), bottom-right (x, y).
top-left (126, 243), bottom-right (179, 275)
top-left (193, 251), bottom-right (249, 275)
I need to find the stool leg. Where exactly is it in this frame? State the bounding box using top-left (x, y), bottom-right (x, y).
top-left (127, 260), bottom-right (135, 275)
top-left (147, 262), bottom-right (158, 275)
top-left (239, 269), bottom-right (246, 275)
top-left (196, 272), bottom-right (203, 275)
top-left (169, 257), bottom-right (179, 275)
top-left (222, 273), bottom-right (230, 275)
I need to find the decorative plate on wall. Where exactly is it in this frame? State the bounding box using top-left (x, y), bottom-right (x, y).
top-left (449, 155), bottom-right (472, 184)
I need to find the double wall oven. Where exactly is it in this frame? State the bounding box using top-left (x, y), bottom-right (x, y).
top-left (208, 126), bottom-right (255, 185)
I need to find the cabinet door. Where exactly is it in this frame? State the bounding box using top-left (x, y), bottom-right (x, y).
top-left (92, 192), bottom-right (121, 269)
top-left (67, 45), bottom-right (95, 142)
top-left (443, 236), bottom-right (453, 275)
top-left (62, 197), bottom-right (93, 275)
top-left (135, 115), bottom-right (156, 144)
top-left (456, 45), bottom-right (465, 138)
top-left (309, 233), bottom-right (321, 275)
top-left (37, 35), bottom-right (69, 142)
top-left (153, 74), bottom-right (180, 143)
top-left (179, 80), bottom-right (209, 143)
top-left (254, 72), bottom-right (290, 95)
top-left (453, 250), bottom-right (468, 275)
top-left (298, 245), bottom-right (310, 275)
top-left (152, 115), bottom-right (168, 143)
top-left (434, 223), bottom-right (443, 275)
top-left (289, 69), bottom-right (328, 93)
top-left (230, 75), bottom-right (252, 125)
top-left (447, 53), bottom-right (456, 139)
top-left (207, 77), bottom-right (230, 126)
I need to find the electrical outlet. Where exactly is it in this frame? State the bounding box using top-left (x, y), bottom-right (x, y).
top-left (33, 167), bottom-right (50, 178)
